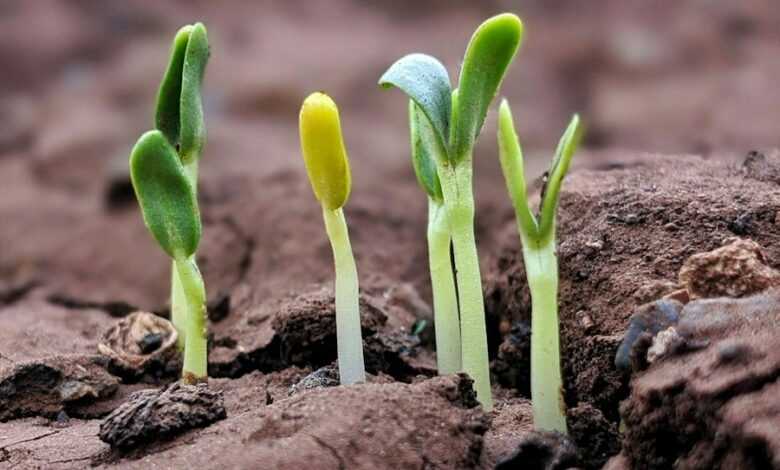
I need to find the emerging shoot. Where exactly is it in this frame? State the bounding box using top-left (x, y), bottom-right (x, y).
top-left (380, 13), bottom-right (524, 409)
top-left (409, 101), bottom-right (461, 375)
top-left (299, 92), bottom-right (366, 385)
top-left (130, 23), bottom-right (210, 385)
top-left (154, 23), bottom-right (210, 350)
top-left (497, 99), bottom-right (583, 433)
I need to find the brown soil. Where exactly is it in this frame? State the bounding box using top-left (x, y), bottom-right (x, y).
top-left (2, 1), bottom-right (780, 469)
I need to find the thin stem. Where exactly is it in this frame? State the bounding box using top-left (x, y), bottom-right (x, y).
top-left (170, 160), bottom-right (200, 350)
top-left (322, 207), bottom-right (366, 385)
top-left (440, 162), bottom-right (492, 410)
top-left (170, 261), bottom-right (187, 349)
top-left (522, 234), bottom-right (567, 433)
top-left (427, 198), bottom-right (461, 374)
top-left (175, 256), bottom-right (207, 384)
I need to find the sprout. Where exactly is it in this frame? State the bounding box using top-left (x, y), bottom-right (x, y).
top-left (380, 13), bottom-right (523, 409)
top-left (153, 23), bottom-right (209, 350)
top-left (129, 23), bottom-right (210, 385)
top-left (299, 92), bottom-right (365, 385)
top-left (409, 101), bottom-right (460, 375)
top-left (497, 99), bottom-right (583, 433)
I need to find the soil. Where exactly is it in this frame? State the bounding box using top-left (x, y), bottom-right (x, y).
top-left (2, 1), bottom-right (780, 469)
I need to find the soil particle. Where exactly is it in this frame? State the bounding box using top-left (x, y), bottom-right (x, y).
top-left (619, 291), bottom-right (780, 469)
top-left (364, 329), bottom-right (435, 380)
top-left (288, 364), bottom-right (340, 395)
top-left (614, 299), bottom-right (682, 370)
top-left (0, 355), bottom-right (118, 421)
top-left (98, 382), bottom-right (226, 450)
top-left (494, 430), bottom-right (580, 470)
top-left (678, 237), bottom-right (780, 300)
top-left (97, 311), bottom-right (180, 382)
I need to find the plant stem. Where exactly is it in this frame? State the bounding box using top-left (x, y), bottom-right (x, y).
top-left (322, 207), bottom-right (366, 385)
top-left (427, 198), bottom-right (461, 374)
top-left (439, 163), bottom-right (492, 410)
top-left (174, 256), bottom-right (207, 384)
top-left (170, 261), bottom-right (187, 349)
top-left (170, 160), bottom-right (199, 350)
top-left (521, 234), bottom-right (567, 433)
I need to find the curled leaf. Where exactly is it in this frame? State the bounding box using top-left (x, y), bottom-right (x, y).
top-left (155, 25), bottom-right (192, 146)
top-left (379, 53), bottom-right (452, 160)
top-left (130, 130), bottom-right (201, 259)
top-left (538, 114), bottom-right (583, 240)
top-left (497, 99), bottom-right (537, 238)
top-left (409, 100), bottom-right (443, 202)
top-left (451, 13), bottom-right (523, 162)
top-left (179, 22), bottom-right (209, 164)
top-left (299, 92), bottom-right (352, 210)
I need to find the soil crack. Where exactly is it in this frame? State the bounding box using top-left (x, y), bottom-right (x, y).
top-left (308, 434), bottom-right (347, 470)
top-left (0, 430), bottom-right (60, 449)
top-left (46, 294), bottom-right (138, 317)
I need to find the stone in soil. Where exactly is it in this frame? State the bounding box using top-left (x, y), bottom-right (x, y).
top-left (678, 237), bottom-right (780, 300)
top-left (99, 382), bottom-right (226, 450)
top-left (619, 290), bottom-right (780, 469)
top-left (0, 354), bottom-right (118, 421)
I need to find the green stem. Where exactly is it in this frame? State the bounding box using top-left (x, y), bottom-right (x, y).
top-left (322, 207), bottom-right (366, 385)
top-left (174, 256), bottom-right (207, 384)
top-left (170, 160), bottom-right (199, 350)
top-left (170, 261), bottom-right (187, 349)
top-left (440, 163), bottom-right (492, 410)
top-left (522, 234), bottom-right (567, 433)
top-left (427, 198), bottom-right (461, 374)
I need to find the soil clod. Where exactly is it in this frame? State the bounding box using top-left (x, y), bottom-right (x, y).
top-left (0, 355), bottom-right (118, 421)
top-left (99, 382), bottom-right (226, 450)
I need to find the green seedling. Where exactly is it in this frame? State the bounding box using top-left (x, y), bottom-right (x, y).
top-left (497, 99), bottom-right (583, 433)
top-left (299, 92), bottom-right (366, 385)
top-left (130, 23), bottom-right (210, 384)
top-left (153, 23), bottom-right (209, 351)
top-left (380, 13), bottom-right (523, 409)
top-left (409, 101), bottom-right (460, 375)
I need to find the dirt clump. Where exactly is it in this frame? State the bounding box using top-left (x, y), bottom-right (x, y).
top-left (0, 355), bottom-right (118, 421)
top-left (678, 237), bottom-right (780, 300)
top-left (99, 382), bottom-right (226, 450)
top-left (619, 290), bottom-right (780, 469)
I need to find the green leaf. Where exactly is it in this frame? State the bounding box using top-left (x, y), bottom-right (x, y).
top-left (130, 130), bottom-right (201, 259)
top-left (379, 53), bottom-right (452, 159)
top-left (179, 22), bottom-right (210, 165)
top-left (409, 100), bottom-right (444, 202)
top-left (538, 114), bottom-right (583, 240)
top-left (497, 99), bottom-right (537, 238)
top-left (450, 13), bottom-right (523, 162)
top-left (155, 25), bottom-right (192, 146)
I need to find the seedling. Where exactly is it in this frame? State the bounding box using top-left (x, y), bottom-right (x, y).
top-left (154, 23), bottom-right (209, 350)
top-left (299, 92), bottom-right (366, 385)
top-left (129, 23), bottom-right (210, 384)
top-left (497, 99), bottom-right (583, 433)
top-left (408, 101), bottom-right (460, 375)
top-left (380, 13), bottom-right (523, 409)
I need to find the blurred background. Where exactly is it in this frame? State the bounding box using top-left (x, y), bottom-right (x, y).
top-left (1, 0), bottom-right (779, 310)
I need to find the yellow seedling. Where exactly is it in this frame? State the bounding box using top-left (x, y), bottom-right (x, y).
top-left (299, 92), bottom-right (365, 385)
